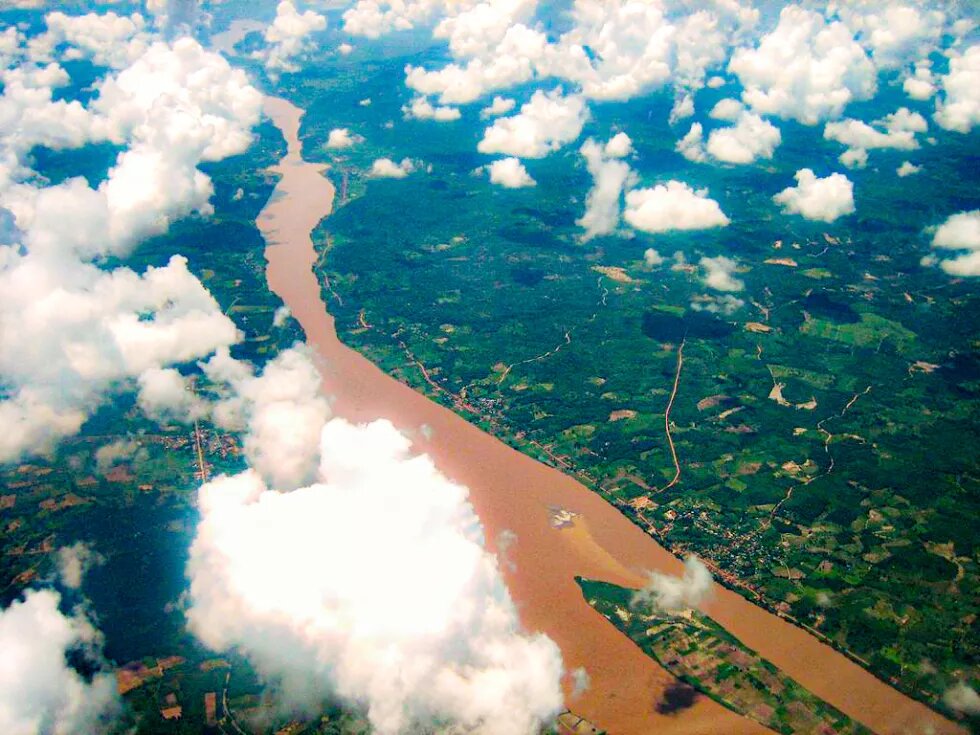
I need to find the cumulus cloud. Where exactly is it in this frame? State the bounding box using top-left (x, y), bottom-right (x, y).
top-left (676, 122), bottom-right (708, 163)
top-left (29, 11), bottom-right (150, 69)
top-left (632, 556), bottom-right (713, 614)
top-left (0, 255), bottom-right (239, 462)
top-left (186, 405), bottom-right (564, 734)
top-left (57, 543), bottom-right (104, 590)
top-left (773, 169), bottom-right (855, 223)
top-left (137, 366), bottom-right (206, 424)
top-left (836, 3), bottom-right (944, 71)
top-left (934, 44), bottom-right (980, 133)
top-left (944, 682), bottom-right (980, 716)
top-left (369, 157), bottom-right (416, 178)
top-left (896, 160), bottom-right (921, 177)
top-left (551, 0), bottom-right (756, 102)
top-left (708, 98), bottom-right (743, 121)
top-left (927, 210), bottom-right (980, 276)
top-left (824, 107), bottom-right (927, 168)
top-left (343, 0), bottom-right (450, 40)
top-left (705, 110), bottom-right (781, 164)
top-left (487, 157), bottom-right (535, 189)
top-left (481, 95), bottom-right (515, 119)
top-left (204, 346), bottom-right (332, 491)
top-left (603, 131), bottom-right (633, 159)
top-left (254, 1), bottom-right (327, 75)
top-left (478, 89), bottom-right (587, 159)
top-left (729, 6), bottom-right (876, 124)
top-left (0, 590), bottom-right (119, 734)
top-left (624, 181), bottom-right (729, 234)
top-left (406, 28), bottom-right (545, 105)
top-left (356, 0), bottom-right (757, 111)
top-left (405, 3), bottom-right (545, 105)
top-left (699, 255), bottom-right (744, 292)
top-left (402, 95), bottom-right (461, 122)
top-left (325, 127), bottom-right (363, 149)
top-left (903, 60), bottom-right (936, 101)
top-left (677, 109), bottom-right (780, 166)
top-left (644, 248), bottom-right (664, 267)
top-left (576, 135), bottom-right (635, 240)
top-left (0, 38), bottom-right (261, 461)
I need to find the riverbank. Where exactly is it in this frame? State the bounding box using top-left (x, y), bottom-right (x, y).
top-left (257, 95), bottom-right (961, 735)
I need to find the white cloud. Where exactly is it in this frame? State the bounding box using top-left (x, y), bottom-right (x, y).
top-left (835, 3), bottom-right (944, 71)
top-left (934, 44), bottom-right (980, 133)
top-left (405, 23), bottom-right (547, 105)
top-left (773, 169), bottom-right (855, 223)
top-left (0, 64), bottom-right (100, 174)
top-left (824, 107), bottom-right (927, 168)
top-left (205, 346), bottom-right (333, 491)
top-left (603, 131), bottom-right (633, 159)
top-left (729, 6), bottom-right (876, 124)
top-left (325, 127), bottom-right (363, 149)
top-left (92, 38), bottom-right (262, 164)
top-left (57, 543), bottom-right (104, 590)
top-left (431, 0), bottom-right (537, 59)
top-left (576, 136), bottom-right (634, 240)
top-left (0, 39), bottom-right (261, 461)
top-left (343, 0), bottom-right (453, 40)
top-left (677, 109), bottom-right (780, 166)
top-left (137, 366), bottom-right (206, 424)
top-left (477, 88), bottom-right (587, 159)
top-left (354, 0), bottom-right (757, 111)
top-left (254, 1), bottom-right (327, 74)
top-left (487, 157), bottom-right (535, 189)
top-left (186, 410), bottom-right (564, 734)
top-left (705, 110), bottom-right (781, 164)
top-left (632, 556), bottom-right (713, 614)
top-left (402, 95), bottom-right (461, 122)
top-left (903, 61), bottom-right (936, 100)
top-left (0, 27), bottom-right (23, 71)
top-left (29, 11), bottom-right (150, 69)
top-left (676, 122), bottom-right (707, 163)
top-left (643, 248), bottom-right (664, 267)
top-left (624, 181), bottom-right (729, 234)
top-left (944, 682), bottom-right (980, 716)
top-left (0, 590), bottom-right (119, 735)
top-left (369, 157), bottom-right (416, 178)
top-left (896, 160), bottom-right (921, 177)
top-left (480, 95), bottom-right (515, 119)
top-left (0, 255), bottom-right (240, 462)
top-left (928, 210), bottom-right (980, 276)
top-left (708, 98), bottom-right (743, 121)
top-left (691, 293), bottom-right (744, 315)
top-left (668, 93), bottom-right (694, 124)
top-left (550, 0), bottom-right (756, 102)
top-left (699, 255), bottom-right (744, 292)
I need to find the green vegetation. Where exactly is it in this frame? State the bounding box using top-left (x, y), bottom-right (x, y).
top-left (578, 578), bottom-right (872, 734)
top-left (277, 42), bottom-right (980, 719)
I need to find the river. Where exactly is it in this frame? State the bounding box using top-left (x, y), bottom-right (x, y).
top-left (256, 96), bottom-right (961, 735)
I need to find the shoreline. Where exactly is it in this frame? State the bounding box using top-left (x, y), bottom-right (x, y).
top-left (255, 95), bottom-right (962, 735)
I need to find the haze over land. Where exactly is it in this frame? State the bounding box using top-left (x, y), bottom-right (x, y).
top-left (0, 1), bottom-right (978, 734)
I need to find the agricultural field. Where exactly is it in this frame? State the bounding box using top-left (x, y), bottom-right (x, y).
top-left (287, 44), bottom-right (980, 717)
top-left (579, 578), bottom-right (872, 734)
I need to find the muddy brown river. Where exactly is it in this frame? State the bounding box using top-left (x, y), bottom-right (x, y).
top-left (257, 96), bottom-right (961, 735)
